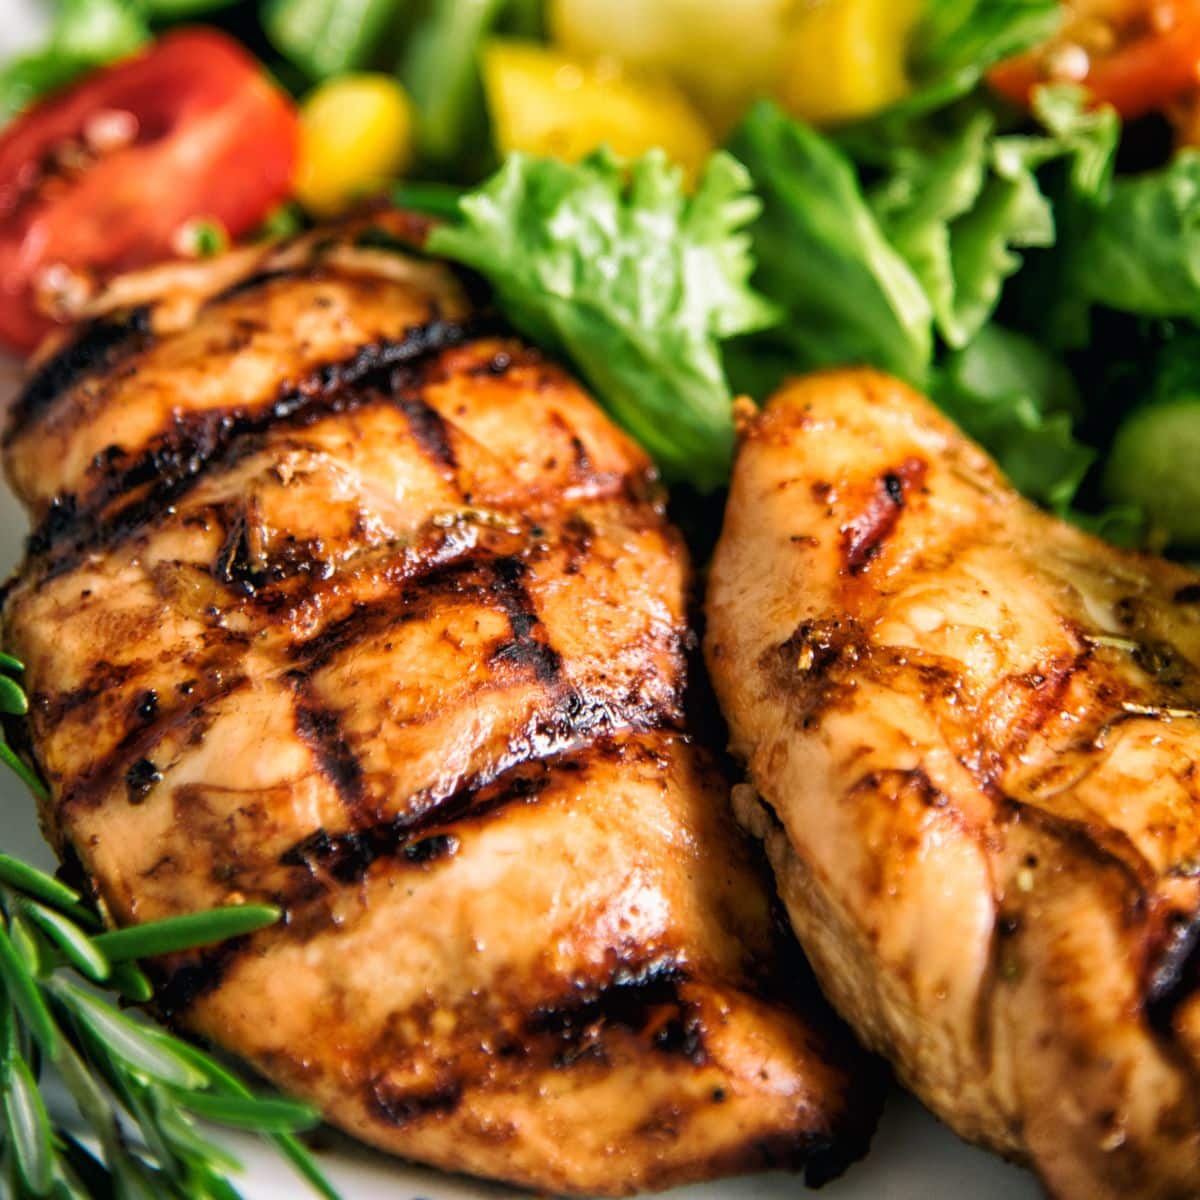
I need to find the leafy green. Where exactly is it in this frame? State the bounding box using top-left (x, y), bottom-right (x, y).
top-left (429, 148), bottom-right (775, 489)
top-left (0, 669), bottom-right (338, 1199)
top-left (0, 661), bottom-right (47, 802)
top-left (0, 0), bottom-right (148, 124)
top-left (726, 100), bottom-right (932, 389)
top-left (392, 179), bottom-right (467, 218)
top-left (139, 0), bottom-right (240, 13)
top-left (4, 1057), bottom-right (53, 1196)
top-left (933, 324), bottom-right (1093, 510)
top-left (1067, 151), bottom-right (1200, 322)
top-left (861, 103), bottom-right (1060, 351)
top-left (908, 0), bottom-right (1060, 104)
top-left (1096, 330), bottom-right (1200, 548)
top-left (0, 879), bottom-right (337, 1199)
top-left (399, 0), bottom-right (505, 172)
top-left (263, 0), bottom-right (407, 79)
top-left (722, 86), bottom-right (1158, 540)
top-left (1008, 87), bottom-right (1120, 346)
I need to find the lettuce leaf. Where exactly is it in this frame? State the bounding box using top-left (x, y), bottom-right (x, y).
top-left (933, 324), bottom-right (1093, 510)
top-left (428, 148), bottom-right (776, 490)
top-left (1068, 152), bottom-right (1200, 320)
top-left (263, 0), bottom-right (407, 80)
top-left (726, 93), bottom-right (1132, 535)
top-left (908, 0), bottom-right (1060, 106)
top-left (1007, 87), bottom-right (1120, 346)
top-left (862, 104), bottom-right (1062, 351)
top-left (725, 101), bottom-right (932, 387)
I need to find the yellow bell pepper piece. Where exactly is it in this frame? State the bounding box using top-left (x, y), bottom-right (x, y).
top-left (295, 74), bottom-right (415, 218)
top-left (548, 0), bottom-right (795, 135)
top-left (777, 0), bottom-right (924, 126)
top-left (482, 39), bottom-right (713, 180)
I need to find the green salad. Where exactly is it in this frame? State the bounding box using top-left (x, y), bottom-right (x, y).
top-left (5, 0), bottom-right (1200, 550)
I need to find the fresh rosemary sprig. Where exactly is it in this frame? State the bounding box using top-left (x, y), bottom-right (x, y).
top-left (0, 652), bottom-right (46, 802)
top-left (0, 655), bottom-right (341, 1199)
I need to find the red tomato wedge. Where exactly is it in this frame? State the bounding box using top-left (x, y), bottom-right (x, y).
top-left (0, 29), bottom-right (298, 354)
top-left (990, 1), bottom-right (1200, 121)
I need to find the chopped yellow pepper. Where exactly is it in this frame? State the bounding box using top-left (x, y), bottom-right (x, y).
top-left (482, 39), bottom-right (713, 180)
top-left (547, 0), bottom-right (795, 135)
top-left (295, 74), bottom-right (415, 218)
top-left (776, 0), bottom-right (924, 126)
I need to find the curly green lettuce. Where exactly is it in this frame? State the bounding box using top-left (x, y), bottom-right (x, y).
top-left (429, 148), bottom-right (777, 490)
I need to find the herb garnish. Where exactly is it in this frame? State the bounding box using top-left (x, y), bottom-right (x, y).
top-left (0, 655), bottom-right (340, 1200)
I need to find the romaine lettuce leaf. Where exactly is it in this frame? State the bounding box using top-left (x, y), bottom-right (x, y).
top-left (428, 148), bottom-right (776, 490)
top-left (1006, 87), bottom-right (1120, 346)
top-left (909, 0), bottom-right (1061, 104)
top-left (862, 103), bottom-right (1059, 351)
top-left (933, 324), bottom-right (1092, 510)
top-left (725, 100), bottom-right (932, 386)
top-left (263, 0), bottom-right (406, 80)
top-left (1068, 152), bottom-right (1200, 320)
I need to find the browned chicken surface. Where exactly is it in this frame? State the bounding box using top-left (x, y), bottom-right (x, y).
top-left (0, 215), bottom-right (878, 1195)
top-left (706, 368), bottom-right (1200, 1200)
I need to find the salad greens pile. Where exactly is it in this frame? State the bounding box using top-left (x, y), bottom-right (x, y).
top-left (428, 149), bottom-right (774, 488)
top-left (7, 0), bottom-right (1200, 544)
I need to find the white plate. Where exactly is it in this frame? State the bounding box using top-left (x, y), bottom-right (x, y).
top-left (0, 6), bottom-right (1040, 1196)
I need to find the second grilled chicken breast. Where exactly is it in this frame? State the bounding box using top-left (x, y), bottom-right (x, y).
top-left (707, 368), bottom-right (1200, 1200)
top-left (2, 216), bottom-right (877, 1195)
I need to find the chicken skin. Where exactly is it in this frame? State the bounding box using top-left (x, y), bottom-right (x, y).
top-left (706, 368), bottom-right (1200, 1199)
top-left (1, 216), bottom-right (877, 1195)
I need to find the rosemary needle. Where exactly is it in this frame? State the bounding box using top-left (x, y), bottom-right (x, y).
top-left (0, 654), bottom-right (342, 1200)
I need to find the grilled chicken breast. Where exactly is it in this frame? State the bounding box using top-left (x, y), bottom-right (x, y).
top-left (706, 368), bottom-right (1200, 1200)
top-left (1, 215), bottom-right (877, 1195)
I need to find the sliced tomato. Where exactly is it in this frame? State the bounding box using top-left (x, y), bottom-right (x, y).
top-left (990, 1), bottom-right (1200, 121)
top-left (0, 29), bottom-right (298, 354)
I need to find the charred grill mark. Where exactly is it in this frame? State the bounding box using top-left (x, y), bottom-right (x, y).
top-left (125, 757), bottom-right (162, 806)
top-left (279, 758), bottom-right (555, 883)
top-left (292, 694), bottom-right (366, 811)
top-left (26, 316), bottom-right (496, 564)
top-left (369, 1079), bottom-right (463, 1127)
top-left (1000, 653), bottom-right (1091, 753)
top-left (999, 796), bottom-right (1156, 904)
top-left (770, 617), bottom-right (867, 729)
top-left (488, 557), bottom-right (561, 685)
top-left (840, 456), bottom-right (928, 574)
top-left (34, 660), bottom-right (140, 727)
top-left (7, 307), bottom-right (153, 442)
top-left (1145, 908), bottom-right (1200, 1032)
top-left (403, 833), bottom-right (459, 864)
top-left (211, 509), bottom-right (337, 596)
top-left (291, 552), bottom-right (565, 685)
top-left (210, 266), bottom-right (309, 305)
top-left (153, 934), bottom-right (253, 1020)
top-left (292, 555), bottom-right (490, 671)
top-left (397, 394), bottom-right (457, 472)
top-left (57, 669), bottom-right (252, 815)
top-left (526, 959), bottom-right (707, 1070)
